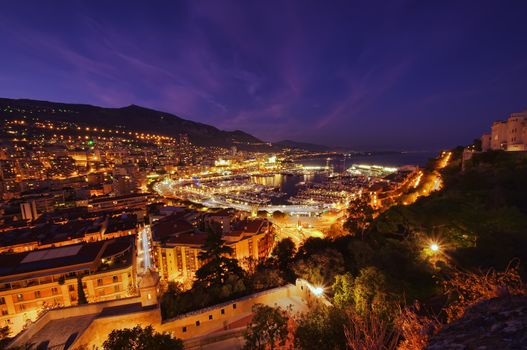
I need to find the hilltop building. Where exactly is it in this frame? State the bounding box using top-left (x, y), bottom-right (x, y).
top-left (481, 110), bottom-right (527, 151)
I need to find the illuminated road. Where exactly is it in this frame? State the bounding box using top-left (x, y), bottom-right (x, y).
top-left (137, 225), bottom-right (152, 273)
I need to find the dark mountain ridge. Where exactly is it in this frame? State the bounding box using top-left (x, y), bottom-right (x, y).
top-left (0, 97), bottom-right (265, 148)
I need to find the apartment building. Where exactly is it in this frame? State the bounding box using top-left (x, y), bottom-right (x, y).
top-left (152, 214), bottom-right (274, 284)
top-left (0, 235), bottom-right (137, 334)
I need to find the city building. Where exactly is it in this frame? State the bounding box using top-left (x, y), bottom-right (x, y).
top-left (0, 235), bottom-right (137, 334)
top-left (151, 214), bottom-right (274, 284)
top-left (224, 218), bottom-right (274, 262)
top-left (20, 200), bottom-right (38, 222)
top-left (151, 215), bottom-right (205, 283)
top-left (85, 193), bottom-right (154, 215)
top-left (481, 110), bottom-right (527, 151)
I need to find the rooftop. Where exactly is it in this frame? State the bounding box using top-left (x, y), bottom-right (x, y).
top-left (0, 235), bottom-right (135, 283)
top-left (151, 214), bottom-right (196, 242)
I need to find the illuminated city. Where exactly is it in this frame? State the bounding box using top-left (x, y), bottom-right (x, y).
top-left (1, 2), bottom-right (527, 350)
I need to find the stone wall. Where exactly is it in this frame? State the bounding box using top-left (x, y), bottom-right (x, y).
top-left (12, 279), bottom-right (323, 349)
top-left (158, 284), bottom-right (298, 339)
top-left (9, 296), bottom-right (141, 348)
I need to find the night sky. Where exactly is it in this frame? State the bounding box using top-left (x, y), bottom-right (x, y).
top-left (1, 1), bottom-right (527, 150)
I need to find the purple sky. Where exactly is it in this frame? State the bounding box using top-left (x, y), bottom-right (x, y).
top-left (1, 1), bottom-right (527, 150)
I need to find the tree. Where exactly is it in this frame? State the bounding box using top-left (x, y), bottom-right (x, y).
top-left (195, 230), bottom-right (244, 287)
top-left (345, 198), bottom-right (375, 237)
top-left (199, 229), bottom-right (233, 262)
top-left (293, 248), bottom-right (345, 286)
top-left (244, 304), bottom-right (289, 350)
top-left (249, 265), bottom-right (284, 291)
top-left (77, 275), bottom-right (88, 304)
top-left (271, 238), bottom-right (296, 281)
top-left (332, 272), bottom-right (354, 308)
top-left (102, 325), bottom-right (183, 350)
top-left (294, 305), bottom-right (348, 350)
top-left (352, 267), bottom-right (390, 317)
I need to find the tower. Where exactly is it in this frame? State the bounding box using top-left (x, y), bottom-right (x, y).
top-left (138, 268), bottom-right (160, 307)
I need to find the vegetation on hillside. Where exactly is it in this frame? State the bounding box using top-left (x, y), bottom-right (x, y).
top-left (101, 325), bottom-right (183, 350)
top-left (243, 149), bottom-right (527, 349)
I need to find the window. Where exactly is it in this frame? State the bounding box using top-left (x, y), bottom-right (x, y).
top-left (114, 285), bottom-right (120, 293)
top-left (182, 327), bottom-right (187, 333)
top-left (68, 285), bottom-right (75, 292)
top-left (17, 294), bottom-right (23, 301)
top-left (232, 303), bottom-right (237, 310)
top-left (209, 315), bottom-right (213, 320)
top-left (97, 279), bottom-right (103, 286)
top-left (196, 320), bottom-right (200, 326)
top-left (112, 276), bottom-right (118, 283)
top-left (34, 291), bottom-right (41, 298)
top-left (51, 288), bottom-right (58, 295)
top-left (221, 308), bottom-right (225, 315)
top-left (0, 297), bottom-right (5, 305)
top-left (1, 310), bottom-right (7, 316)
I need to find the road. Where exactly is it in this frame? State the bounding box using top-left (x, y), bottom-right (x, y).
top-left (137, 225), bottom-right (152, 274)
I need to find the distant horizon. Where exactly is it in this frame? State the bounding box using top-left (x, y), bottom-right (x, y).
top-left (0, 95), bottom-right (448, 152)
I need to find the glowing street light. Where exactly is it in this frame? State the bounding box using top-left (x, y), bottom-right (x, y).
top-left (430, 243), bottom-right (439, 252)
top-left (306, 281), bottom-right (325, 297)
top-left (312, 286), bottom-right (324, 296)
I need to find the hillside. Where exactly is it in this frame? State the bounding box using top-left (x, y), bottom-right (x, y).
top-left (426, 295), bottom-right (527, 349)
top-left (0, 98), bottom-right (265, 148)
top-left (376, 149), bottom-right (527, 276)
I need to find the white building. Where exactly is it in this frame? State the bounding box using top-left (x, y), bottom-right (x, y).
top-left (481, 110), bottom-right (527, 151)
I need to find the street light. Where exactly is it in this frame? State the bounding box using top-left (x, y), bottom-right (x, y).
top-left (430, 243), bottom-right (439, 252)
top-left (312, 286), bottom-right (324, 296)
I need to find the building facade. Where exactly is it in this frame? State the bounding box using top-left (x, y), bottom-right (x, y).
top-left (152, 215), bottom-right (274, 284)
top-left (481, 110), bottom-right (527, 151)
top-left (0, 236), bottom-right (137, 334)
